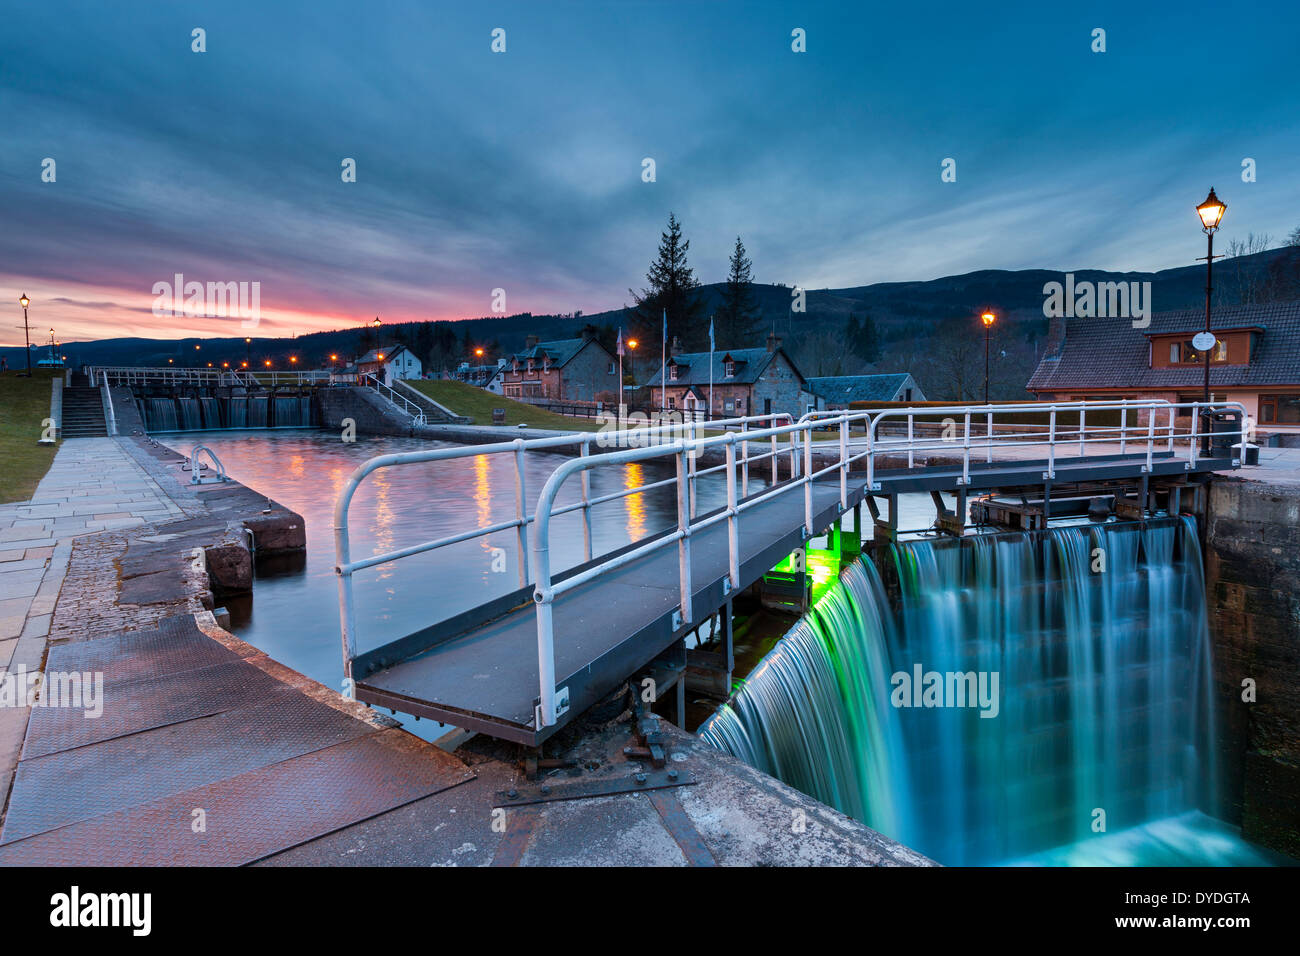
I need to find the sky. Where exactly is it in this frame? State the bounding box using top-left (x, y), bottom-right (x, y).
top-left (2, 0), bottom-right (1299, 345)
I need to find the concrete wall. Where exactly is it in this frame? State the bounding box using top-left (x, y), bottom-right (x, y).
top-left (1204, 477), bottom-right (1300, 855)
top-left (318, 386), bottom-right (422, 437)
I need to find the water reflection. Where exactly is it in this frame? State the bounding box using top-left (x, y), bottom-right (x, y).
top-left (624, 461), bottom-right (647, 541)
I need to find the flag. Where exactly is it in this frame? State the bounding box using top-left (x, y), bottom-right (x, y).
top-left (616, 328), bottom-right (624, 356)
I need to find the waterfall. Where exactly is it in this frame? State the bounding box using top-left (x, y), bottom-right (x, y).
top-left (199, 396), bottom-right (222, 429)
top-left (248, 395), bottom-right (268, 427)
top-left (699, 517), bottom-right (1217, 865)
top-left (228, 397), bottom-right (248, 428)
top-left (144, 397), bottom-right (179, 431)
top-left (177, 397), bottom-right (201, 430)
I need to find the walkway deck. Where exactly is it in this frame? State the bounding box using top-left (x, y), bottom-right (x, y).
top-left (356, 448), bottom-right (1236, 746)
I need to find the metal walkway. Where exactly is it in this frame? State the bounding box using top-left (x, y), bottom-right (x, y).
top-left (334, 400), bottom-right (1245, 746)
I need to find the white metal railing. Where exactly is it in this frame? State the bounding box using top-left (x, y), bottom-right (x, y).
top-left (331, 412), bottom-right (797, 688)
top-left (361, 373), bottom-right (428, 425)
top-left (187, 444), bottom-right (229, 484)
top-left (92, 366), bottom-right (331, 387)
top-left (100, 370), bottom-right (117, 436)
top-left (333, 399), bottom-right (1244, 729)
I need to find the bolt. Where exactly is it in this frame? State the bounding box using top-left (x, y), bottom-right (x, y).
top-left (540, 785), bottom-right (550, 795)
top-left (635, 773), bottom-right (647, 785)
top-left (507, 788), bottom-right (518, 799)
top-left (667, 769), bottom-right (678, 780)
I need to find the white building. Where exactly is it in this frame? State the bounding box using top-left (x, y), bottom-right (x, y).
top-left (356, 345), bottom-right (422, 385)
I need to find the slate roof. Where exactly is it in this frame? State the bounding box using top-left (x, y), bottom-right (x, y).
top-left (356, 344), bottom-right (411, 365)
top-left (1027, 300), bottom-right (1300, 392)
top-left (644, 347), bottom-right (795, 387)
top-left (511, 338), bottom-right (593, 368)
top-left (807, 373), bottom-right (912, 403)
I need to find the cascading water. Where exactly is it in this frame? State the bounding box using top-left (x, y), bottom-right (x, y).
top-left (177, 397), bottom-right (201, 430)
top-left (199, 396), bottom-right (222, 428)
top-left (700, 516), bottom-right (1220, 865)
top-left (248, 395), bottom-right (268, 427)
top-left (227, 397), bottom-right (248, 428)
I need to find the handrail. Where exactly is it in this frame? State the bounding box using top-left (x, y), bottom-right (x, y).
top-left (91, 365), bottom-right (331, 387)
top-left (361, 373), bottom-right (428, 425)
top-left (100, 370), bottom-right (118, 436)
top-left (187, 444), bottom-right (228, 484)
top-left (334, 398), bottom-right (1244, 729)
top-left (331, 411), bottom-right (795, 686)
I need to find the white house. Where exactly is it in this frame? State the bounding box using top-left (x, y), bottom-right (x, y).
top-left (356, 345), bottom-right (422, 385)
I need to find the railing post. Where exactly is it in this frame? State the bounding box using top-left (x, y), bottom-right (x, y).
top-left (1167, 406), bottom-right (1176, 452)
top-left (803, 426), bottom-right (814, 536)
top-left (838, 418), bottom-right (848, 509)
top-left (579, 441), bottom-right (593, 563)
top-left (1145, 404), bottom-right (1156, 472)
top-left (676, 448), bottom-right (693, 625)
top-left (1120, 404), bottom-right (1127, 455)
top-left (1189, 404), bottom-right (1200, 467)
top-left (741, 420), bottom-right (751, 496)
top-left (513, 440), bottom-right (531, 588)
top-left (962, 412), bottom-right (971, 486)
top-left (687, 419), bottom-right (698, 518)
top-left (725, 439), bottom-right (740, 591)
top-left (773, 430), bottom-right (781, 484)
top-left (907, 415), bottom-right (915, 469)
top-left (986, 410), bottom-right (993, 464)
top-left (1078, 406), bottom-right (1086, 457)
top-left (1046, 408), bottom-right (1057, 479)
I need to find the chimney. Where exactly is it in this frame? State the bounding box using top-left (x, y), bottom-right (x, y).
top-left (670, 336), bottom-right (683, 358)
top-left (580, 324), bottom-right (596, 342)
top-left (766, 332), bottom-right (781, 353)
top-left (1042, 314), bottom-right (1066, 360)
top-left (525, 334), bottom-right (539, 350)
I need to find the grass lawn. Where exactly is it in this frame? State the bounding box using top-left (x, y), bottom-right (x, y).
top-left (405, 379), bottom-right (832, 445)
top-left (0, 370), bottom-right (60, 503)
top-left (406, 380), bottom-right (606, 432)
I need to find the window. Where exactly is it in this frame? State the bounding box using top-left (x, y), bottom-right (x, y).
top-left (1168, 338), bottom-right (1228, 364)
top-left (723, 360), bottom-right (735, 377)
top-left (669, 364), bottom-right (679, 381)
top-left (1260, 394), bottom-right (1300, 424)
top-left (608, 361), bottom-right (616, 375)
top-left (667, 397), bottom-right (676, 409)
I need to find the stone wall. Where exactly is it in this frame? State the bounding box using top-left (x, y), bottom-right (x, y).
top-left (1204, 476), bottom-right (1300, 856)
top-left (317, 386), bottom-right (420, 437)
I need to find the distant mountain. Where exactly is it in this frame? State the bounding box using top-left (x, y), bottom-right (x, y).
top-left (5, 248), bottom-right (1296, 385)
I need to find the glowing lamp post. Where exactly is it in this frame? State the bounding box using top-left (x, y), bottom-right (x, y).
top-left (18, 294), bottom-right (31, 377)
top-left (1195, 188), bottom-right (1226, 412)
top-left (980, 311), bottom-right (996, 405)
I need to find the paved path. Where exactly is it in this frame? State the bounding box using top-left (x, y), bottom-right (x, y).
top-left (0, 438), bottom-right (185, 799)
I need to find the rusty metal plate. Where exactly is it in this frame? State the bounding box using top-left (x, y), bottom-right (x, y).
top-left (1, 689), bottom-right (377, 844)
top-left (44, 615), bottom-right (239, 683)
top-left (491, 805), bottom-right (540, 867)
top-left (0, 729), bottom-right (473, 866)
top-left (647, 789), bottom-right (715, 867)
top-left (494, 768), bottom-right (695, 807)
top-left (20, 658), bottom-right (288, 760)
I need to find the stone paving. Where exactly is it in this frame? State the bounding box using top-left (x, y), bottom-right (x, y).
top-left (0, 438), bottom-right (185, 801)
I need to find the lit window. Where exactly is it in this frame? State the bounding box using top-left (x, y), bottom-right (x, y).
top-left (669, 365), bottom-right (678, 381)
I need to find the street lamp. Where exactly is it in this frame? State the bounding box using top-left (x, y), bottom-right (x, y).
top-left (18, 294), bottom-right (31, 377)
top-left (980, 311), bottom-right (996, 405)
top-left (245, 336), bottom-right (252, 367)
top-left (1195, 188), bottom-right (1227, 415)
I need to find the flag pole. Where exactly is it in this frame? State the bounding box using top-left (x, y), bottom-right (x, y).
top-left (708, 314), bottom-right (715, 426)
top-left (660, 308), bottom-right (667, 419)
top-left (616, 327), bottom-right (625, 428)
